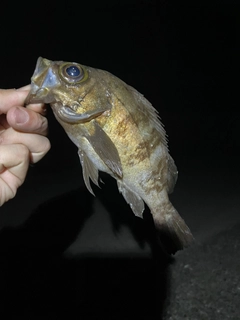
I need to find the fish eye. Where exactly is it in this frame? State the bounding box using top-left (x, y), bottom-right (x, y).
top-left (59, 63), bottom-right (88, 84)
top-left (66, 65), bottom-right (81, 77)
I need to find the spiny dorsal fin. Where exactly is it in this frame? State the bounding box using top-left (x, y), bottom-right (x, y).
top-left (126, 85), bottom-right (168, 149)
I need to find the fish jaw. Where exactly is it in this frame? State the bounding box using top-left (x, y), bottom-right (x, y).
top-left (25, 57), bottom-right (61, 105)
top-left (54, 104), bottom-right (109, 124)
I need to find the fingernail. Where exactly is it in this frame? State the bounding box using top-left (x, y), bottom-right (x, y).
top-left (14, 107), bottom-right (29, 124)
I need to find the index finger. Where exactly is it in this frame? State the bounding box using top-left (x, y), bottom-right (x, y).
top-left (0, 87), bottom-right (29, 114)
top-left (0, 85), bottom-right (46, 116)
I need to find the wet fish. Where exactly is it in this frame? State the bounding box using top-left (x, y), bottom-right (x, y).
top-left (25, 57), bottom-right (193, 254)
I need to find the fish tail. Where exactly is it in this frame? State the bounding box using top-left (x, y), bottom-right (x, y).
top-left (152, 201), bottom-right (194, 255)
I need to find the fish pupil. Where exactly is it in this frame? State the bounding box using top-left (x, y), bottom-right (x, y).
top-left (66, 65), bottom-right (81, 77)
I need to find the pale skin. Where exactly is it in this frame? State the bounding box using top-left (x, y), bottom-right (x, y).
top-left (0, 85), bottom-right (50, 206)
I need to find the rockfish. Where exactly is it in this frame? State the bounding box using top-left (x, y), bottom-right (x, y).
top-left (25, 57), bottom-right (193, 254)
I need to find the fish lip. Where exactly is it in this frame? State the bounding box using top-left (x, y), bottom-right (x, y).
top-left (25, 88), bottom-right (56, 105)
top-left (25, 92), bottom-right (44, 105)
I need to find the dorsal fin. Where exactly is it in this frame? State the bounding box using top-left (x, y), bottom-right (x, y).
top-left (126, 84), bottom-right (168, 148)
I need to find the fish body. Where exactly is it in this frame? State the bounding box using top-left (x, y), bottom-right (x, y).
top-left (26, 57), bottom-right (193, 254)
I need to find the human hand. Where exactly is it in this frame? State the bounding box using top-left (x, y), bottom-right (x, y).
top-left (0, 85), bottom-right (50, 205)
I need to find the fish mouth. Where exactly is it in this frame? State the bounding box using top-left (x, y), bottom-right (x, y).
top-left (25, 57), bottom-right (60, 105)
top-left (25, 86), bottom-right (56, 105)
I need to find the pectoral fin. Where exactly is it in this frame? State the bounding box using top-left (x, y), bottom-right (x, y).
top-left (78, 149), bottom-right (100, 195)
top-left (85, 122), bottom-right (123, 178)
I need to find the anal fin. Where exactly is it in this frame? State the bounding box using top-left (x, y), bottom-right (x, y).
top-left (117, 181), bottom-right (145, 218)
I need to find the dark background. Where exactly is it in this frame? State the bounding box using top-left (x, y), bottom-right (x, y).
top-left (0, 1), bottom-right (239, 319)
top-left (1, 1), bottom-right (239, 162)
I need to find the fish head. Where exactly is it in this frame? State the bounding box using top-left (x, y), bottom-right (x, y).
top-left (25, 57), bottom-right (111, 124)
top-left (25, 57), bottom-right (90, 107)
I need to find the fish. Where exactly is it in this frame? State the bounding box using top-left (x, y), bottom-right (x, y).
top-left (25, 57), bottom-right (193, 254)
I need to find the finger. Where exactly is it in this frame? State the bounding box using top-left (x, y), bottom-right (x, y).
top-left (0, 86), bottom-right (47, 116)
top-left (7, 106), bottom-right (48, 136)
top-left (0, 143), bottom-right (29, 177)
top-left (16, 85), bottom-right (31, 91)
top-left (0, 144), bottom-right (29, 191)
top-left (26, 103), bottom-right (47, 116)
top-left (0, 114), bottom-right (9, 130)
top-left (0, 127), bottom-right (51, 163)
top-left (18, 85), bottom-right (47, 115)
top-left (0, 87), bottom-right (29, 114)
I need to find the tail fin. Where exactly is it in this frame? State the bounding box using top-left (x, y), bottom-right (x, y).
top-left (152, 202), bottom-right (194, 255)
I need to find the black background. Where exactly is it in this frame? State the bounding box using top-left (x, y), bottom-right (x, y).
top-left (0, 1), bottom-right (239, 319)
top-left (1, 1), bottom-right (239, 164)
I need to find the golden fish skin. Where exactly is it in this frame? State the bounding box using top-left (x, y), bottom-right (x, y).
top-left (25, 57), bottom-right (193, 254)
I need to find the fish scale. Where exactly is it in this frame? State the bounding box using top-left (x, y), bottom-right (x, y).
top-left (25, 57), bottom-right (194, 254)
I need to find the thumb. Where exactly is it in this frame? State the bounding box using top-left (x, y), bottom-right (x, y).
top-left (7, 106), bottom-right (48, 136)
